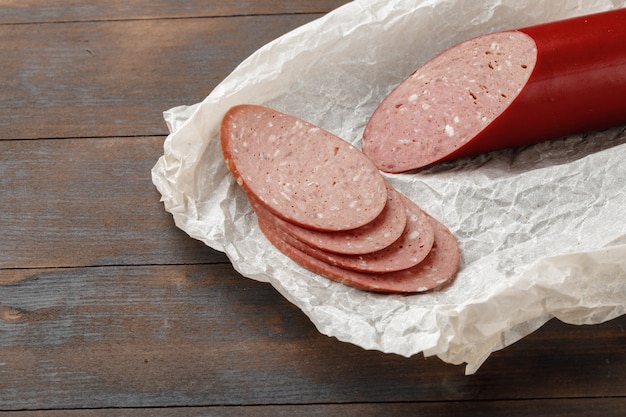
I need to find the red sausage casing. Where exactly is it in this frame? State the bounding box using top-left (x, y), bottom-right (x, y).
top-left (362, 8), bottom-right (626, 173)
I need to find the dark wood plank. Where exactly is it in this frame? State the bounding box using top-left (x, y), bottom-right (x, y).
top-left (0, 14), bottom-right (325, 140)
top-left (1, 263), bottom-right (624, 410)
top-left (0, 1), bottom-right (351, 24)
top-left (5, 398), bottom-right (626, 417)
top-left (0, 136), bottom-right (223, 269)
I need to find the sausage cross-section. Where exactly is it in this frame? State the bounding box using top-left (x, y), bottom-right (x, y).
top-left (362, 8), bottom-right (626, 172)
top-left (257, 208), bottom-right (459, 294)
top-left (254, 192), bottom-right (435, 273)
top-left (250, 182), bottom-right (408, 255)
top-left (221, 104), bottom-right (388, 231)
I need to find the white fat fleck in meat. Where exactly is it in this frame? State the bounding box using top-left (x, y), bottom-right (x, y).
top-left (454, 116), bottom-right (460, 124)
top-left (445, 124), bottom-right (455, 137)
top-left (273, 149), bottom-right (280, 157)
top-left (280, 191), bottom-right (291, 201)
top-left (408, 230), bottom-right (420, 240)
top-left (398, 138), bottom-right (412, 145)
top-left (348, 200), bottom-right (359, 209)
top-left (408, 94), bottom-right (418, 102)
top-left (421, 103), bottom-right (431, 110)
top-left (268, 134), bottom-right (277, 142)
top-left (352, 173), bottom-right (361, 182)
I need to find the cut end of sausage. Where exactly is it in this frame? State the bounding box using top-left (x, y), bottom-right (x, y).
top-left (221, 104), bottom-right (388, 231)
top-left (362, 31), bottom-right (537, 173)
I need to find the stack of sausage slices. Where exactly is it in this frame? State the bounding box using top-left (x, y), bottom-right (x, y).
top-left (220, 104), bottom-right (459, 293)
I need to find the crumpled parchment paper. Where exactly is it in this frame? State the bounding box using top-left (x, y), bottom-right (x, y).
top-left (151, 0), bottom-right (626, 374)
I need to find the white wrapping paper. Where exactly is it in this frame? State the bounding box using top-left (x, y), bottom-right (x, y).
top-left (152, 0), bottom-right (626, 374)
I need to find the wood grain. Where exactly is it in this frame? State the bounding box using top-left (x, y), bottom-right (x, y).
top-left (0, 1), bottom-right (351, 24)
top-left (1, 263), bottom-right (624, 410)
top-left (5, 398), bottom-right (626, 416)
top-left (0, 14), bottom-right (327, 140)
top-left (0, 136), bottom-right (222, 269)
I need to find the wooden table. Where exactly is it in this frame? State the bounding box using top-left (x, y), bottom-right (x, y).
top-left (1, 2), bottom-right (624, 415)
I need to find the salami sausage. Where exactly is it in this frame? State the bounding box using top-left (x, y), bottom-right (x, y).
top-left (362, 8), bottom-right (626, 172)
top-left (221, 104), bottom-right (388, 230)
top-left (255, 193), bottom-right (435, 273)
top-left (220, 105), bottom-right (460, 293)
top-left (250, 182), bottom-right (408, 255)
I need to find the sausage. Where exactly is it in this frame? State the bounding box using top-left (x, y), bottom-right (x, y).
top-left (254, 192), bottom-right (435, 273)
top-left (221, 104), bottom-right (388, 230)
top-left (250, 182), bottom-right (408, 255)
top-left (362, 8), bottom-right (626, 172)
top-left (257, 207), bottom-right (459, 294)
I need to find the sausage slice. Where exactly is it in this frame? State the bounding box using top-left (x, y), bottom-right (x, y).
top-left (258, 208), bottom-right (459, 294)
top-left (255, 193), bottom-right (435, 273)
top-left (221, 104), bottom-right (388, 231)
top-left (250, 182), bottom-right (407, 255)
